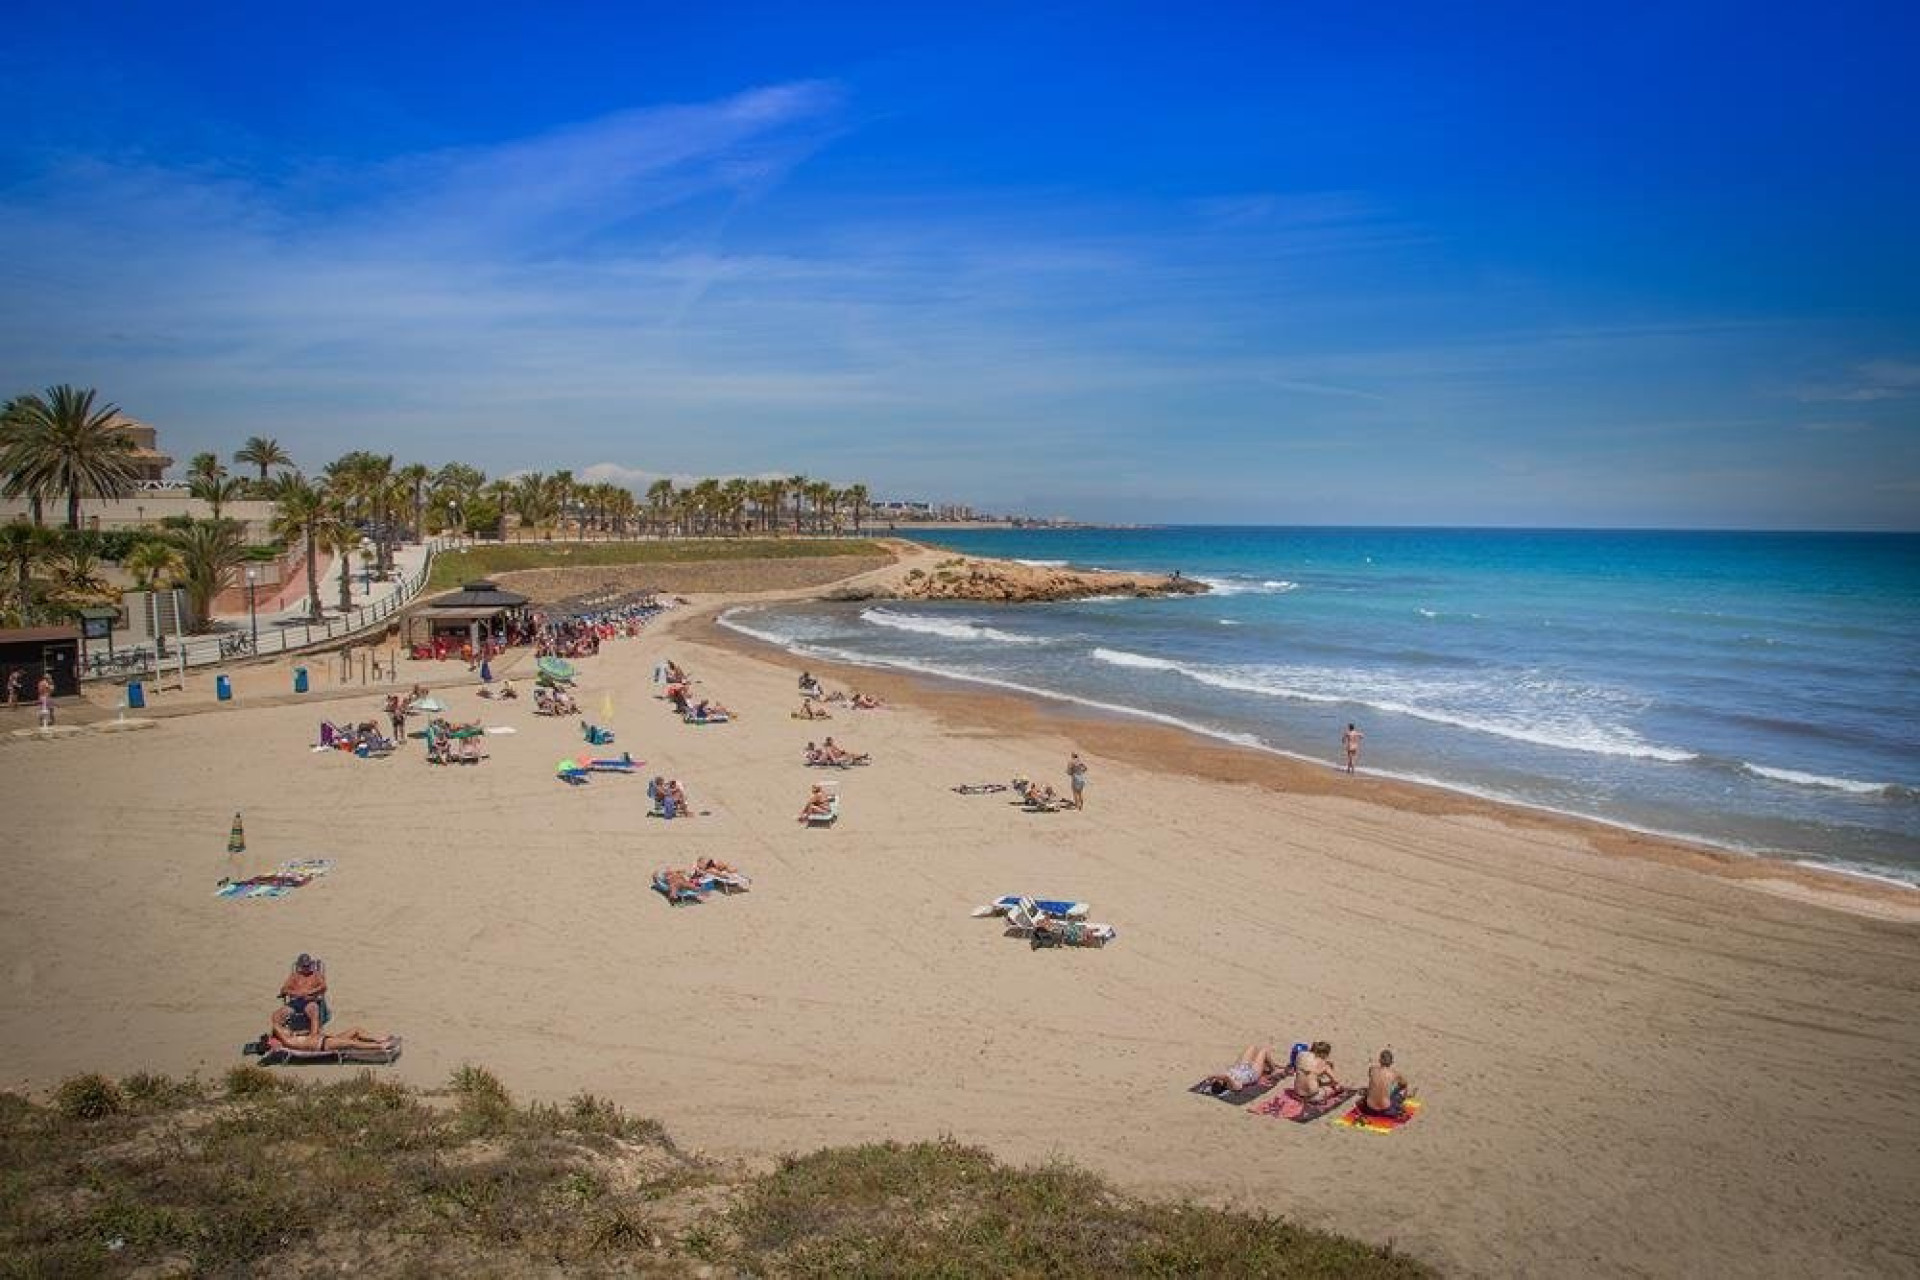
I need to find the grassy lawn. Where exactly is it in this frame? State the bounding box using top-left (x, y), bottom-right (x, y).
top-left (1, 1069), bottom-right (1431, 1277)
top-left (426, 538), bottom-right (887, 592)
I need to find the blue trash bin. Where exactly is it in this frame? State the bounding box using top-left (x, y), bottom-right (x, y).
top-left (293, 666), bottom-right (309, 694)
top-left (216, 674), bottom-right (232, 701)
top-left (127, 680), bottom-right (145, 709)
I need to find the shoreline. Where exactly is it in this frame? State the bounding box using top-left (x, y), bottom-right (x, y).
top-left (4, 551), bottom-right (1918, 1274)
top-left (698, 595), bottom-right (1920, 924)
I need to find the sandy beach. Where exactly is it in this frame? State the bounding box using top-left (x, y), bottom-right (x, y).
top-left (1, 554), bottom-right (1916, 1277)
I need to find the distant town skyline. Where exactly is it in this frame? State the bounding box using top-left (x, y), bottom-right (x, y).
top-left (3, 3), bottom-right (1916, 529)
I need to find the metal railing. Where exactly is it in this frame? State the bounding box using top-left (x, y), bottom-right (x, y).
top-left (82, 538), bottom-right (458, 683)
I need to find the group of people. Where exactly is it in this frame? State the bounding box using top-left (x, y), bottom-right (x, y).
top-left (533, 685), bottom-right (579, 716)
top-left (6, 669), bottom-right (58, 727)
top-left (656, 857), bottom-right (748, 897)
top-left (533, 599), bottom-right (662, 658)
top-left (647, 776), bottom-right (694, 818)
top-left (261, 953), bottom-right (395, 1056)
top-left (662, 666), bottom-right (732, 723)
top-left (1211, 1040), bottom-right (1414, 1118)
top-left (318, 718), bottom-right (396, 755)
top-left (803, 737), bottom-right (869, 767)
top-left (796, 671), bottom-right (884, 713)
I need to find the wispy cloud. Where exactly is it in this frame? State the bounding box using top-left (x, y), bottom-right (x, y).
top-left (1793, 359), bottom-right (1920, 402)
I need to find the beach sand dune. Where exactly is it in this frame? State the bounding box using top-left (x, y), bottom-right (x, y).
top-left (1, 597), bottom-right (1916, 1276)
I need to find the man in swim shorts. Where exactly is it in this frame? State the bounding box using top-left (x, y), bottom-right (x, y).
top-left (1362, 1048), bottom-right (1414, 1117)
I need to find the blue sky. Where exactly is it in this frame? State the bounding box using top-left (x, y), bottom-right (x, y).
top-left (3, 2), bottom-right (1916, 528)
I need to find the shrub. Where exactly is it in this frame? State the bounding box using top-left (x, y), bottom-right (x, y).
top-left (222, 1065), bottom-right (287, 1097)
top-left (53, 1074), bottom-right (122, 1120)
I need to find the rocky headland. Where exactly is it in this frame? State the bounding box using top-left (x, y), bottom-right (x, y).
top-left (831, 553), bottom-right (1206, 603)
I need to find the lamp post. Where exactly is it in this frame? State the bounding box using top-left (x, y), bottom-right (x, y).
top-left (244, 566), bottom-right (259, 653)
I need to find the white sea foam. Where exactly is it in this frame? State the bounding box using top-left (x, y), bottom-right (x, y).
top-left (1014, 558), bottom-right (1069, 567)
top-left (1196, 576), bottom-right (1298, 596)
top-left (715, 610), bottom-right (1919, 889)
top-left (1218, 619), bottom-right (1241, 626)
top-left (1089, 648), bottom-right (1696, 762)
top-left (1741, 763), bottom-right (1895, 795)
top-left (1417, 608), bottom-right (1438, 618)
top-left (861, 608), bottom-right (1048, 645)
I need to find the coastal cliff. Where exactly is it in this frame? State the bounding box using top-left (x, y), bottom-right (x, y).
top-left (833, 553), bottom-right (1206, 603)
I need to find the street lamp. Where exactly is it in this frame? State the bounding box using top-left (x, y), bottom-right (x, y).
top-left (244, 566), bottom-right (259, 653)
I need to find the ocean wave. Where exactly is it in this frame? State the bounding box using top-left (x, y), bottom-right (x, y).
top-left (861, 608), bottom-right (1048, 645)
top-left (1089, 647), bottom-right (1696, 762)
top-left (1014, 558), bottom-right (1068, 567)
top-left (1218, 619), bottom-right (1240, 626)
top-left (1740, 762), bottom-right (1905, 796)
top-left (1196, 576), bottom-right (1299, 596)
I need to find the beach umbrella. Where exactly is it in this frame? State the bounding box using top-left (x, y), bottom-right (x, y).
top-left (227, 812), bottom-right (245, 853)
top-left (413, 696), bottom-right (445, 712)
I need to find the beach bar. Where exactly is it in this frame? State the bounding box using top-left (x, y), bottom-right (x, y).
top-left (405, 580), bottom-right (531, 659)
top-left (0, 625), bottom-right (83, 697)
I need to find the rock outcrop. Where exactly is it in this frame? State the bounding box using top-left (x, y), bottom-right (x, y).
top-left (879, 557), bottom-right (1207, 604)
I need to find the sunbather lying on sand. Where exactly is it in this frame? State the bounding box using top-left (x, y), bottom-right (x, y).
top-left (1361, 1048), bottom-right (1415, 1117)
top-left (1205, 1045), bottom-right (1284, 1093)
top-left (268, 1004), bottom-right (395, 1054)
top-left (797, 785), bottom-right (835, 822)
top-left (656, 867), bottom-right (706, 896)
top-left (693, 857), bottom-right (740, 877)
top-left (1014, 778), bottom-right (1068, 809)
top-left (1290, 1040), bottom-right (1343, 1103)
top-left (820, 736), bottom-right (868, 765)
top-left (689, 699), bottom-right (732, 720)
top-left (796, 700), bottom-right (831, 720)
top-left (850, 691), bottom-right (883, 709)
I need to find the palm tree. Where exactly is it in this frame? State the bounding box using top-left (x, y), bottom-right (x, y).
top-left (5, 385), bottom-right (140, 529)
top-left (431, 462), bottom-right (486, 537)
top-left (47, 541), bottom-right (117, 611)
top-left (234, 436), bottom-right (293, 483)
top-left (189, 472), bottom-right (246, 521)
top-left (166, 519), bottom-right (246, 630)
top-left (787, 474), bottom-right (809, 534)
top-left (0, 397), bottom-right (51, 525)
top-left (509, 472), bottom-right (559, 539)
top-left (123, 539), bottom-right (185, 590)
top-left (187, 452), bottom-right (225, 486)
top-left (397, 462), bottom-right (431, 541)
top-left (320, 505), bottom-right (360, 614)
top-left (0, 521), bottom-right (60, 623)
top-left (268, 474), bottom-right (329, 622)
top-left (846, 483), bottom-right (870, 535)
top-left (808, 481), bottom-right (836, 533)
top-left (645, 479), bottom-right (676, 537)
top-left (482, 479), bottom-right (514, 540)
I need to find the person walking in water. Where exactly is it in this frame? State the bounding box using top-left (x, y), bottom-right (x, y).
top-left (1342, 723), bottom-right (1364, 774)
top-left (1068, 752), bottom-right (1088, 810)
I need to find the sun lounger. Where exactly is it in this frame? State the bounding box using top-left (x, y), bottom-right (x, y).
top-left (700, 869), bottom-right (751, 893)
top-left (586, 753), bottom-right (638, 772)
top-left (683, 712), bottom-right (730, 725)
top-left (254, 1036), bottom-right (403, 1066)
top-left (805, 795), bottom-right (839, 825)
top-left (971, 895), bottom-right (1089, 919)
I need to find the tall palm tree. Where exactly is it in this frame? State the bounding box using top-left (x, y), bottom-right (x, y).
top-left (786, 474), bottom-right (809, 535)
top-left (234, 437), bottom-right (293, 483)
top-left (846, 483), bottom-right (870, 535)
top-left (5, 385), bottom-right (140, 529)
top-left (186, 452), bottom-right (225, 486)
top-left (0, 399), bottom-right (47, 526)
top-left (166, 519), bottom-right (246, 630)
top-left (808, 481), bottom-right (836, 533)
top-left (431, 462), bottom-right (486, 537)
top-left (509, 472), bottom-right (559, 539)
top-left (482, 479), bottom-right (514, 540)
top-left (320, 504), bottom-right (359, 614)
top-left (268, 474), bottom-right (329, 622)
top-left (189, 472), bottom-right (246, 521)
top-left (397, 462), bottom-right (431, 541)
top-left (645, 479), bottom-right (676, 537)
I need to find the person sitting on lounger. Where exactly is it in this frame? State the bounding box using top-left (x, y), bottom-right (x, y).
top-left (797, 785), bottom-right (834, 822)
top-left (268, 1003), bottom-right (394, 1054)
top-left (1360, 1048), bottom-right (1414, 1117)
top-left (657, 867), bottom-right (705, 896)
top-left (821, 736), bottom-right (868, 765)
top-left (799, 671), bottom-right (822, 698)
top-left (1290, 1040), bottom-right (1343, 1103)
top-left (278, 953), bottom-right (329, 1030)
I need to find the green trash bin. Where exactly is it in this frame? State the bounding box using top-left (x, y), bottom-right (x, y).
top-left (293, 666), bottom-right (309, 694)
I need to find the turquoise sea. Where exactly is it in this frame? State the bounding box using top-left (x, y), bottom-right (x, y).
top-left (722, 528), bottom-right (1920, 885)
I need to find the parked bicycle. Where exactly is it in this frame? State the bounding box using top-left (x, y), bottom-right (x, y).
top-left (218, 633), bottom-right (255, 659)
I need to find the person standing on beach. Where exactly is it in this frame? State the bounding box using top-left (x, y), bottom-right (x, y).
top-left (1068, 752), bottom-right (1088, 810)
top-left (35, 673), bottom-right (54, 728)
top-left (6, 669), bottom-right (21, 709)
top-left (1342, 723), bottom-right (1364, 774)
